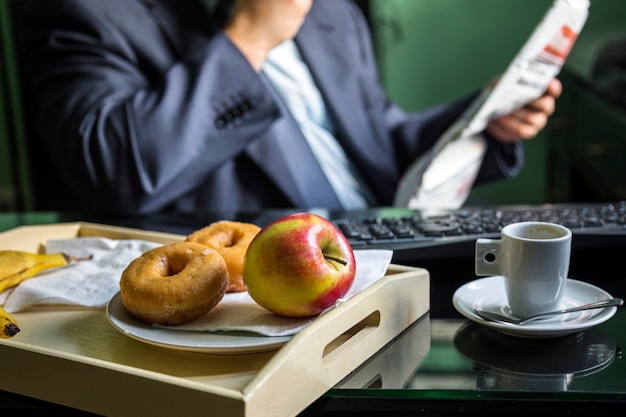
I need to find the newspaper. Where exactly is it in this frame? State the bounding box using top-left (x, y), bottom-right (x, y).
top-left (394, 0), bottom-right (590, 210)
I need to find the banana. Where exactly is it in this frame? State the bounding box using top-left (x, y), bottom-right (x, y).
top-left (1, 305), bottom-right (20, 338)
top-left (0, 250), bottom-right (92, 294)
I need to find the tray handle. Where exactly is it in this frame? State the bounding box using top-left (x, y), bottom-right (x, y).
top-left (243, 267), bottom-right (429, 417)
top-left (321, 309), bottom-right (381, 365)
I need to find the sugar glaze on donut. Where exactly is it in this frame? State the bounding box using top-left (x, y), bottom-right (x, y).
top-left (120, 241), bottom-right (228, 325)
top-left (186, 221), bottom-right (261, 293)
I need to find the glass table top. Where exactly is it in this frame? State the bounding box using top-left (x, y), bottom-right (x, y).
top-left (299, 309), bottom-right (625, 415)
top-left (335, 310), bottom-right (624, 394)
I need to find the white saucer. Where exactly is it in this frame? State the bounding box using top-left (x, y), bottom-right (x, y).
top-left (452, 276), bottom-right (618, 338)
top-left (106, 293), bottom-right (291, 354)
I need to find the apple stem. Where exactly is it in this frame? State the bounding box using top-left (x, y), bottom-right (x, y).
top-left (324, 254), bottom-right (348, 266)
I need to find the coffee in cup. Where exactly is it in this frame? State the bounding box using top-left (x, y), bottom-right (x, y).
top-left (475, 221), bottom-right (572, 318)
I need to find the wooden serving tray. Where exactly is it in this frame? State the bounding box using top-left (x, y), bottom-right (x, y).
top-left (0, 222), bottom-right (430, 417)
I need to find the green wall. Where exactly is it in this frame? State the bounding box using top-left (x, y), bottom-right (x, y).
top-left (371, 0), bottom-right (626, 205)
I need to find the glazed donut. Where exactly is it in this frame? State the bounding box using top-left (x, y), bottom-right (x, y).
top-left (186, 221), bottom-right (261, 293)
top-left (120, 241), bottom-right (228, 326)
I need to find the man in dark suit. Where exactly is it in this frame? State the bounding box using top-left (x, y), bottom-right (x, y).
top-left (19, 0), bottom-right (560, 216)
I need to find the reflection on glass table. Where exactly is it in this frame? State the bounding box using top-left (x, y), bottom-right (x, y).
top-left (453, 322), bottom-right (616, 392)
top-left (335, 314), bottom-right (432, 390)
top-left (330, 309), bottom-right (625, 398)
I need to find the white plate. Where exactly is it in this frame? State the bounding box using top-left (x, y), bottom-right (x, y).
top-left (106, 292), bottom-right (291, 354)
top-left (452, 276), bottom-right (618, 338)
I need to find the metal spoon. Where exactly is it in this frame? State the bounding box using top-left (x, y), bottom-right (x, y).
top-left (472, 298), bottom-right (624, 326)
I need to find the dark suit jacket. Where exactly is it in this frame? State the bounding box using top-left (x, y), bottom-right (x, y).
top-left (20, 0), bottom-right (522, 216)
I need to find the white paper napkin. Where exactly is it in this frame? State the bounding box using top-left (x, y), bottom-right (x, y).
top-left (0, 237), bottom-right (161, 313)
top-left (158, 249), bottom-right (393, 337)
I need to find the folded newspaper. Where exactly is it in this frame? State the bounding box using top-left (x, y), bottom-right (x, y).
top-left (394, 0), bottom-right (590, 210)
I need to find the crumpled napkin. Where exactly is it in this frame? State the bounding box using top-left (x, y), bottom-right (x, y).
top-left (158, 249), bottom-right (393, 337)
top-left (0, 236), bottom-right (393, 337)
top-left (0, 237), bottom-right (161, 313)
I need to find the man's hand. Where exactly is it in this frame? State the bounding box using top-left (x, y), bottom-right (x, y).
top-left (486, 78), bottom-right (563, 143)
top-left (224, 0), bottom-right (313, 71)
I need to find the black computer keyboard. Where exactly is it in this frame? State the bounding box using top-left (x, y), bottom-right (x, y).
top-left (332, 201), bottom-right (626, 262)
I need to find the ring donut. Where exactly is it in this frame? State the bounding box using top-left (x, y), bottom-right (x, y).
top-left (186, 221), bottom-right (261, 293)
top-left (120, 241), bottom-right (228, 326)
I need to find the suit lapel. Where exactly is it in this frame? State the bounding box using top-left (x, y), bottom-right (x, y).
top-left (246, 74), bottom-right (343, 209)
top-left (296, 5), bottom-right (398, 204)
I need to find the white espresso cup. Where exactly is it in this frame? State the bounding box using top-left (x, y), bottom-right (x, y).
top-left (475, 221), bottom-right (572, 318)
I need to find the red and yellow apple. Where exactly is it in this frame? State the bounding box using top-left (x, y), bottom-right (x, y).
top-left (242, 212), bottom-right (356, 317)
